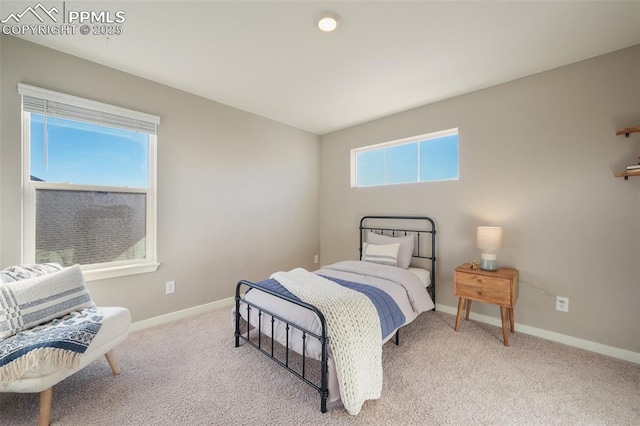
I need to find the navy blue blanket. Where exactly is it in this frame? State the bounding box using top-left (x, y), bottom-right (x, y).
top-left (254, 275), bottom-right (405, 340)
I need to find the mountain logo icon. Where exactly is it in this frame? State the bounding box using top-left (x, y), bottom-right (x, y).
top-left (1, 2), bottom-right (60, 24)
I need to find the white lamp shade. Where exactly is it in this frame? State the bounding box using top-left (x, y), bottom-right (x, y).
top-left (477, 226), bottom-right (503, 251)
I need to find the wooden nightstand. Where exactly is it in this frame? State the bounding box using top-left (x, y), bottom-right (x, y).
top-left (454, 263), bottom-right (519, 346)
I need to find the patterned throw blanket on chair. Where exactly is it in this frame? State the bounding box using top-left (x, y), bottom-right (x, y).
top-left (271, 268), bottom-right (382, 416)
top-left (0, 263), bottom-right (101, 383)
top-left (0, 307), bottom-right (103, 383)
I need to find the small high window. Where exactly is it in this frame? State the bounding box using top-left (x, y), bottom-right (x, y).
top-left (351, 128), bottom-right (459, 187)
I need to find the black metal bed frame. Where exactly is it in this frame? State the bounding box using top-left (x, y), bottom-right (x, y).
top-left (234, 215), bottom-right (436, 413)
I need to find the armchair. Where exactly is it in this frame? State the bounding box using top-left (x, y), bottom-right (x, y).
top-left (0, 264), bottom-right (131, 426)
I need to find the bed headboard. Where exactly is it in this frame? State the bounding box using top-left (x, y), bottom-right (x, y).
top-left (359, 215), bottom-right (437, 307)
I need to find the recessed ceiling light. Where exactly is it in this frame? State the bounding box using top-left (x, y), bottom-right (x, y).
top-left (316, 11), bottom-right (340, 32)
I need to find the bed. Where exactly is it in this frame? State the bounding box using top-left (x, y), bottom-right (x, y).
top-left (233, 215), bottom-right (436, 414)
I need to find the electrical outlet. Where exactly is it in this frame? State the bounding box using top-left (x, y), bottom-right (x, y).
top-left (314, 254), bottom-right (319, 264)
top-left (556, 296), bottom-right (569, 312)
top-left (166, 280), bottom-right (175, 295)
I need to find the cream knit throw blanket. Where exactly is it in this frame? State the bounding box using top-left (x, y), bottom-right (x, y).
top-left (271, 268), bottom-right (382, 415)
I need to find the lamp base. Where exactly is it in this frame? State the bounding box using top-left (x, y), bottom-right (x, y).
top-left (480, 253), bottom-right (498, 271)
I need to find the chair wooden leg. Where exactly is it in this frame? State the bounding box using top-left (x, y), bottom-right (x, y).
top-left (36, 352), bottom-right (120, 425)
top-left (39, 387), bottom-right (52, 426)
top-left (105, 350), bottom-right (121, 375)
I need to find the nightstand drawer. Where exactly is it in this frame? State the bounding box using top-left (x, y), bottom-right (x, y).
top-left (455, 283), bottom-right (511, 305)
top-left (456, 272), bottom-right (511, 291)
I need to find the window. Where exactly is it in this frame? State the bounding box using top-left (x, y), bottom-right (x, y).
top-left (351, 128), bottom-right (458, 187)
top-left (19, 83), bottom-right (160, 281)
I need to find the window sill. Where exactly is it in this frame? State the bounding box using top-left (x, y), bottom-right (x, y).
top-left (82, 262), bottom-right (160, 282)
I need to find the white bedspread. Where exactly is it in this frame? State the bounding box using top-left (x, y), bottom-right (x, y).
top-left (319, 261), bottom-right (434, 314)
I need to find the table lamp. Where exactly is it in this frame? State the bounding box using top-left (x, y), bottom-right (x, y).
top-left (477, 226), bottom-right (502, 271)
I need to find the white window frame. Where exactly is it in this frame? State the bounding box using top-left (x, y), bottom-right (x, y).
top-left (350, 128), bottom-right (459, 187)
top-left (19, 84), bottom-right (159, 281)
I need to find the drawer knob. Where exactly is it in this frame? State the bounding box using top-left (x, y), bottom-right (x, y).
top-left (477, 278), bottom-right (483, 284)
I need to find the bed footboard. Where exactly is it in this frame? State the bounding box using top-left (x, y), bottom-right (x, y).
top-left (234, 279), bottom-right (329, 412)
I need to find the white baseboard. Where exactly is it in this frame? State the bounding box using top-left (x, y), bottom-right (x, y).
top-left (129, 298), bottom-right (639, 365)
top-left (130, 297), bottom-right (235, 332)
top-left (436, 303), bottom-right (640, 365)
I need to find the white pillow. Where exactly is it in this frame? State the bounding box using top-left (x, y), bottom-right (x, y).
top-left (367, 231), bottom-right (414, 269)
top-left (0, 265), bottom-right (95, 340)
top-left (362, 242), bottom-right (400, 267)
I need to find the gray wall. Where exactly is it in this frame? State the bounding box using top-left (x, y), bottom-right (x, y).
top-left (320, 44), bottom-right (640, 353)
top-left (0, 36), bottom-right (320, 322)
top-left (2, 34), bottom-right (639, 354)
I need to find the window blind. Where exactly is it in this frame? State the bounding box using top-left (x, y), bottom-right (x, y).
top-left (18, 83), bottom-right (159, 135)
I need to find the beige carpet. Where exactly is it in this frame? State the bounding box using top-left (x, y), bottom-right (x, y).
top-left (1, 307), bottom-right (639, 425)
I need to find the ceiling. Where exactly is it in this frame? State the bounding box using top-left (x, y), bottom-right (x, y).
top-left (3, 1), bottom-right (640, 135)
